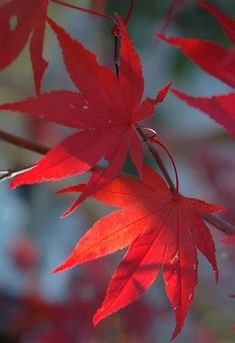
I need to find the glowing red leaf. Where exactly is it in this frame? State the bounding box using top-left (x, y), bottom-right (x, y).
top-left (54, 165), bottom-right (222, 338)
top-left (0, 16), bottom-right (169, 210)
top-left (0, 0), bottom-right (48, 94)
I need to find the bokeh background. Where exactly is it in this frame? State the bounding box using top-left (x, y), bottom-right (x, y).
top-left (0, 0), bottom-right (235, 342)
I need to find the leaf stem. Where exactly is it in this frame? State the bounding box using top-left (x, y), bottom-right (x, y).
top-left (124, 0), bottom-right (136, 26)
top-left (50, 0), bottom-right (114, 23)
top-left (112, 0), bottom-right (136, 77)
top-left (149, 135), bottom-right (179, 195)
top-left (0, 129), bottom-right (50, 155)
top-left (113, 34), bottom-right (120, 77)
top-left (136, 127), bottom-right (177, 194)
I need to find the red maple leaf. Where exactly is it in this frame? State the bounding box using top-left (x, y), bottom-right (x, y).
top-left (172, 90), bottom-right (235, 136)
top-left (0, 16), bottom-right (170, 214)
top-left (0, 0), bottom-right (49, 94)
top-left (54, 165), bottom-right (222, 338)
top-left (199, 0), bottom-right (235, 46)
top-left (158, 1), bottom-right (235, 136)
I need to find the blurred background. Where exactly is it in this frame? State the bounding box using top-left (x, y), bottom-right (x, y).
top-left (0, 0), bottom-right (235, 342)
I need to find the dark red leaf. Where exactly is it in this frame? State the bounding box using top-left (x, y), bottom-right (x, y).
top-left (0, 16), bottom-right (169, 211)
top-left (199, 0), bottom-right (235, 45)
top-left (159, 34), bottom-right (235, 87)
top-left (173, 89), bottom-right (235, 136)
top-left (159, 3), bottom-right (235, 136)
top-left (0, 0), bottom-right (48, 94)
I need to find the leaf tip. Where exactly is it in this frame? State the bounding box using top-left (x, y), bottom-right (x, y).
top-left (92, 314), bottom-right (99, 327)
top-left (93, 309), bottom-right (105, 327)
top-left (52, 260), bottom-right (70, 274)
top-left (9, 179), bottom-right (19, 190)
top-left (171, 325), bottom-right (182, 341)
top-left (51, 265), bottom-right (62, 274)
top-left (157, 33), bottom-right (168, 42)
top-left (155, 83), bottom-right (172, 104)
top-left (60, 210), bottom-right (70, 219)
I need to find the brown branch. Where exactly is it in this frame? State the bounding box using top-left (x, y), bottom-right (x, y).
top-left (137, 127), bottom-right (176, 193)
top-left (0, 129), bottom-right (50, 155)
top-left (0, 129), bottom-right (49, 183)
top-left (202, 213), bottom-right (235, 235)
top-left (124, 0), bottom-right (136, 26)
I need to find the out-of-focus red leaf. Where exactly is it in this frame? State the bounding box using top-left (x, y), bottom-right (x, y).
top-left (158, 0), bottom-right (187, 34)
top-left (222, 234), bottom-right (235, 245)
top-left (159, 2), bottom-right (235, 136)
top-left (10, 236), bottom-right (39, 270)
top-left (172, 89), bottom-right (235, 136)
top-left (0, 0), bottom-right (48, 94)
top-left (199, 0), bottom-right (235, 45)
top-left (54, 165), bottom-right (222, 338)
top-left (199, 143), bottom-right (235, 223)
top-left (91, 0), bottom-right (107, 12)
top-left (158, 34), bottom-right (235, 87)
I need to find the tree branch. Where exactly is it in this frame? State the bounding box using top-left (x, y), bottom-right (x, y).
top-left (137, 127), bottom-right (176, 193)
top-left (0, 129), bottom-right (50, 155)
top-left (202, 213), bottom-right (235, 236)
top-left (0, 129), bottom-right (49, 183)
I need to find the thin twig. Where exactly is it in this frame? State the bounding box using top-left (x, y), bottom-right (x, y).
top-left (0, 129), bottom-right (49, 183)
top-left (0, 166), bottom-right (34, 183)
top-left (124, 0), bottom-right (136, 26)
top-left (203, 214), bottom-right (235, 235)
top-left (0, 129), bottom-right (50, 155)
top-left (50, 0), bottom-right (114, 23)
top-left (136, 127), bottom-right (176, 193)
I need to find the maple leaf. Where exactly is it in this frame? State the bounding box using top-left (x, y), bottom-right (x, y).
top-left (158, 1), bottom-right (235, 136)
top-left (0, 0), bottom-right (49, 94)
top-left (172, 89), bottom-right (235, 136)
top-left (199, 0), bottom-right (235, 46)
top-left (0, 16), bottom-right (170, 214)
top-left (158, 33), bottom-right (235, 88)
top-left (54, 165), bottom-right (222, 338)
